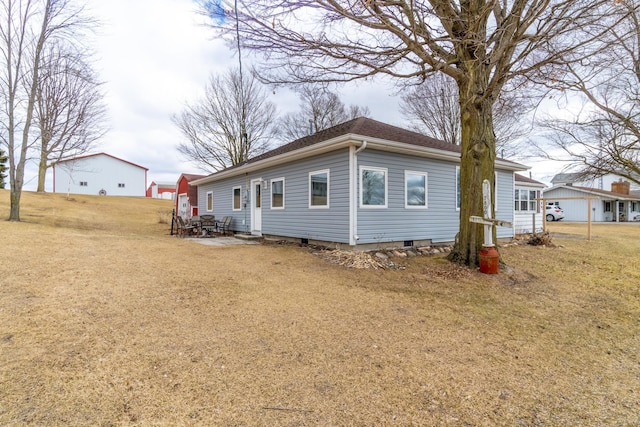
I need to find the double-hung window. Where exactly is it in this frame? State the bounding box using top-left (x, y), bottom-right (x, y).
top-left (232, 187), bottom-right (242, 211)
top-left (271, 178), bottom-right (284, 209)
top-left (360, 166), bottom-right (387, 208)
top-left (206, 191), bottom-right (213, 212)
top-left (309, 170), bottom-right (329, 208)
top-left (514, 189), bottom-right (539, 212)
top-left (529, 190), bottom-right (538, 212)
top-left (405, 171), bottom-right (428, 208)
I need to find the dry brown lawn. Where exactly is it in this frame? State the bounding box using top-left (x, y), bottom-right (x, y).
top-left (1, 189), bottom-right (639, 426)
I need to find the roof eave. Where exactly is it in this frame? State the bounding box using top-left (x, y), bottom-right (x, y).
top-left (191, 133), bottom-right (527, 186)
top-left (545, 185), bottom-right (640, 200)
top-left (191, 135), bottom-right (354, 186)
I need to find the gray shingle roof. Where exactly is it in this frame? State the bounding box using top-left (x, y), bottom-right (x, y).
top-left (195, 117), bottom-right (525, 184)
top-left (249, 117), bottom-right (459, 164)
top-left (550, 172), bottom-right (582, 184)
top-left (515, 173), bottom-right (545, 186)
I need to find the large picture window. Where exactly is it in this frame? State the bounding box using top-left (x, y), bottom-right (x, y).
top-left (405, 171), bottom-right (428, 208)
top-left (360, 167), bottom-right (387, 208)
top-left (271, 178), bottom-right (284, 209)
top-left (309, 170), bottom-right (329, 208)
top-left (206, 191), bottom-right (213, 212)
top-left (233, 187), bottom-right (242, 211)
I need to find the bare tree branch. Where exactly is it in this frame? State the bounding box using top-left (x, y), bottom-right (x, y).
top-left (0, 0), bottom-right (98, 220)
top-left (277, 84), bottom-right (370, 141)
top-left (536, 0), bottom-right (639, 185)
top-left (172, 68), bottom-right (278, 172)
top-left (35, 42), bottom-right (106, 191)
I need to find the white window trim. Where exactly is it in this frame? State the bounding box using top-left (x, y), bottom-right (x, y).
top-left (309, 169), bottom-right (330, 209)
top-left (360, 166), bottom-right (388, 209)
top-left (456, 166), bottom-right (461, 211)
top-left (529, 189), bottom-right (539, 212)
top-left (515, 187), bottom-right (537, 212)
top-left (405, 170), bottom-right (428, 209)
top-left (206, 191), bottom-right (213, 212)
top-left (271, 177), bottom-right (285, 210)
top-left (232, 186), bottom-right (242, 211)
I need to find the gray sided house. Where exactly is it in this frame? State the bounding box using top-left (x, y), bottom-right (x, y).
top-left (192, 118), bottom-right (527, 249)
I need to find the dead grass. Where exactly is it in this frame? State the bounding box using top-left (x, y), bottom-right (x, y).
top-left (1, 190), bottom-right (639, 426)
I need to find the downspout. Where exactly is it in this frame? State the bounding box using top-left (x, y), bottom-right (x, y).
top-left (350, 140), bottom-right (367, 245)
top-left (355, 140), bottom-right (367, 156)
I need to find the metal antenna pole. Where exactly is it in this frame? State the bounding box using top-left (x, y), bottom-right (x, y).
top-left (234, 0), bottom-right (248, 162)
top-left (235, 0), bottom-right (249, 235)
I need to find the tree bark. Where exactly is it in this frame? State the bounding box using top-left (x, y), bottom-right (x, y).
top-left (448, 70), bottom-right (497, 267)
top-left (36, 146), bottom-right (48, 192)
top-left (9, 180), bottom-right (23, 221)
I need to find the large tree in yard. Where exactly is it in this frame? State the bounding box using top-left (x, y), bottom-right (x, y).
top-left (34, 43), bottom-right (106, 192)
top-left (200, 0), bottom-right (625, 266)
top-left (0, 0), bottom-right (95, 221)
top-left (172, 68), bottom-right (278, 173)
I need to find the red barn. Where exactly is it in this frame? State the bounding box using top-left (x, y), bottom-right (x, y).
top-left (176, 173), bottom-right (205, 218)
top-left (146, 181), bottom-right (176, 199)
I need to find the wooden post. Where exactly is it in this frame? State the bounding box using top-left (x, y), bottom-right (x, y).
top-left (482, 179), bottom-right (493, 247)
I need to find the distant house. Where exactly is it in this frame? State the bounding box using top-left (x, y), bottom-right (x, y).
top-left (176, 173), bottom-right (206, 219)
top-left (191, 117), bottom-right (529, 249)
top-left (514, 174), bottom-right (546, 234)
top-left (146, 181), bottom-right (176, 200)
top-left (545, 180), bottom-right (640, 222)
top-left (52, 153), bottom-right (148, 197)
top-left (550, 172), bottom-right (640, 192)
top-left (550, 172), bottom-right (585, 186)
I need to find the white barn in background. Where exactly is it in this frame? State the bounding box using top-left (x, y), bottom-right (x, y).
top-left (53, 153), bottom-right (148, 197)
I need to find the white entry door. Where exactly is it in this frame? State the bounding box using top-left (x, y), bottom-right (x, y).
top-left (251, 179), bottom-right (262, 234)
top-left (178, 194), bottom-right (188, 218)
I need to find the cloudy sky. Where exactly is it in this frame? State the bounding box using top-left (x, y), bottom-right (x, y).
top-left (34, 0), bottom-right (560, 191)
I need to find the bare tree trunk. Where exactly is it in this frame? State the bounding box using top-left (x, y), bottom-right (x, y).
top-left (449, 68), bottom-right (497, 267)
top-left (36, 145), bottom-right (48, 192)
top-left (9, 178), bottom-right (23, 221)
top-left (3, 0), bottom-right (96, 219)
top-left (6, 0), bottom-right (50, 221)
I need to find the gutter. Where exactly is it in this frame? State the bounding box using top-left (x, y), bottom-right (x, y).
top-left (350, 140), bottom-right (367, 245)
